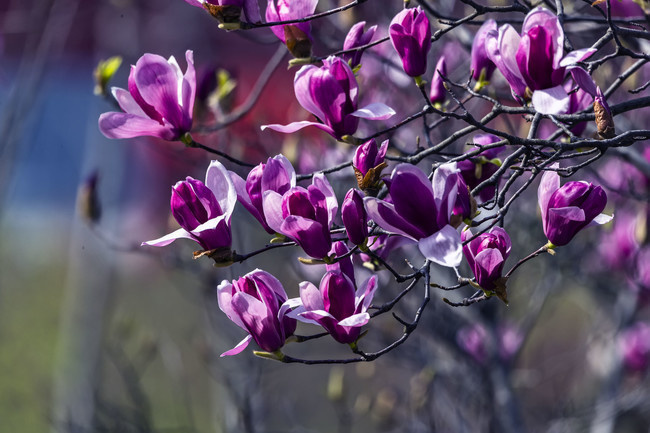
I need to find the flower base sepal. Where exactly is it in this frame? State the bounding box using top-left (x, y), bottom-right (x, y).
top-left (253, 349), bottom-right (286, 362)
top-left (193, 246), bottom-right (235, 267)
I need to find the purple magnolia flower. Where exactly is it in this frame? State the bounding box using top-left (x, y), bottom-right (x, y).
top-left (619, 322), bottom-right (650, 372)
top-left (485, 8), bottom-right (595, 114)
top-left (289, 270), bottom-right (378, 344)
top-left (266, 0), bottom-right (318, 57)
top-left (471, 19), bottom-right (497, 85)
top-left (429, 56), bottom-right (447, 105)
top-left (354, 139), bottom-right (388, 177)
top-left (217, 269), bottom-right (296, 356)
top-left (457, 134), bottom-right (505, 203)
top-left (461, 227), bottom-right (511, 291)
top-left (538, 164), bottom-right (612, 246)
top-left (364, 163), bottom-right (464, 267)
top-left (229, 154), bottom-right (296, 234)
top-left (262, 56), bottom-right (395, 140)
top-left (341, 188), bottom-right (368, 245)
top-left (183, 0), bottom-right (261, 23)
top-left (389, 7), bottom-right (432, 77)
top-left (326, 241), bottom-right (356, 286)
top-left (99, 51), bottom-right (196, 141)
top-left (342, 21), bottom-right (377, 68)
top-left (262, 173), bottom-right (338, 258)
top-left (142, 160), bottom-right (236, 251)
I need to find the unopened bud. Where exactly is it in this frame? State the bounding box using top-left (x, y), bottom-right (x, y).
top-left (594, 87), bottom-right (615, 139)
top-left (93, 56), bottom-right (122, 96)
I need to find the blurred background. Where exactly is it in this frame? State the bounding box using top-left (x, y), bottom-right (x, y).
top-left (1, 0), bottom-right (650, 432)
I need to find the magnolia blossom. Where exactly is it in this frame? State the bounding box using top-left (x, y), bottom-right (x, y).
top-left (229, 154), bottom-right (296, 234)
top-left (183, 0), bottom-right (261, 23)
top-left (217, 269), bottom-right (296, 356)
top-left (342, 21), bottom-right (377, 68)
top-left (142, 160), bottom-right (236, 251)
top-left (389, 6), bottom-right (432, 77)
top-left (364, 163), bottom-right (464, 267)
top-left (538, 164), bottom-right (612, 246)
top-left (99, 51), bottom-right (196, 140)
top-left (262, 173), bottom-right (338, 258)
top-left (462, 227), bottom-right (511, 290)
top-left (262, 56), bottom-right (394, 140)
top-left (266, 0), bottom-right (318, 57)
top-left (457, 323), bottom-right (523, 364)
top-left (485, 8), bottom-right (595, 114)
top-left (288, 269), bottom-right (378, 344)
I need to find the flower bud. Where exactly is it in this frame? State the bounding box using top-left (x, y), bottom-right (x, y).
top-left (389, 7), bottom-right (432, 78)
top-left (594, 86), bottom-right (615, 139)
top-left (429, 56), bottom-right (447, 105)
top-left (266, 0), bottom-right (317, 58)
top-left (342, 189), bottom-right (368, 245)
top-left (462, 227), bottom-right (511, 291)
top-left (342, 21), bottom-right (377, 68)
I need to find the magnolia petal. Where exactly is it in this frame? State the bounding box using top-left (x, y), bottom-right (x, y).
top-left (363, 197), bottom-right (422, 240)
top-left (350, 103), bottom-right (396, 120)
top-left (220, 335), bottom-right (252, 357)
top-left (262, 190), bottom-right (285, 234)
top-left (538, 163), bottom-right (560, 229)
top-left (589, 212), bottom-right (614, 226)
top-left (261, 121), bottom-right (336, 137)
top-left (183, 0), bottom-right (204, 7)
top-left (299, 281), bottom-right (325, 311)
top-left (356, 275), bottom-right (378, 312)
top-left (281, 215), bottom-right (330, 258)
top-left (181, 50), bottom-right (196, 130)
top-left (418, 225), bottom-right (463, 268)
top-left (98, 112), bottom-right (175, 140)
top-left (141, 227), bottom-right (194, 247)
top-left (312, 173), bottom-right (338, 224)
top-left (569, 67), bottom-right (597, 97)
top-left (531, 85), bottom-right (570, 115)
top-left (217, 280), bottom-right (247, 330)
top-left (560, 48), bottom-right (596, 67)
top-left (338, 312), bottom-right (370, 327)
top-left (206, 160), bottom-right (237, 218)
top-left (111, 87), bottom-right (148, 117)
top-left (134, 53), bottom-right (185, 129)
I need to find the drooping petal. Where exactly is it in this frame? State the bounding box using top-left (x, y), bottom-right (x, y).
top-left (418, 225), bottom-right (463, 268)
top-left (141, 227), bottom-right (194, 247)
top-left (338, 312), bottom-right (370, 327)
top-left (220, 335), bottom-right (252, 357)
top-left (531, 85), bottom-right (570, 115)
top-left (350, 102), bottom-right (396, 120)
top-left (261, 121), bottom-right (336, 137)
top-left (98, 112), bottom-right (175, 140)
top-left (364, 197), bottom-right (425, 240)
top-left (111, 87), bottom-right (148, 117)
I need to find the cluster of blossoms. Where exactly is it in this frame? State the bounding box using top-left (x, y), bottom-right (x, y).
top-left (97, 3), bottom-right (625, 360)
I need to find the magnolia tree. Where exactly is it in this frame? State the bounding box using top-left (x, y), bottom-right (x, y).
top-left (89, 0), bottom-right (650, 430)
